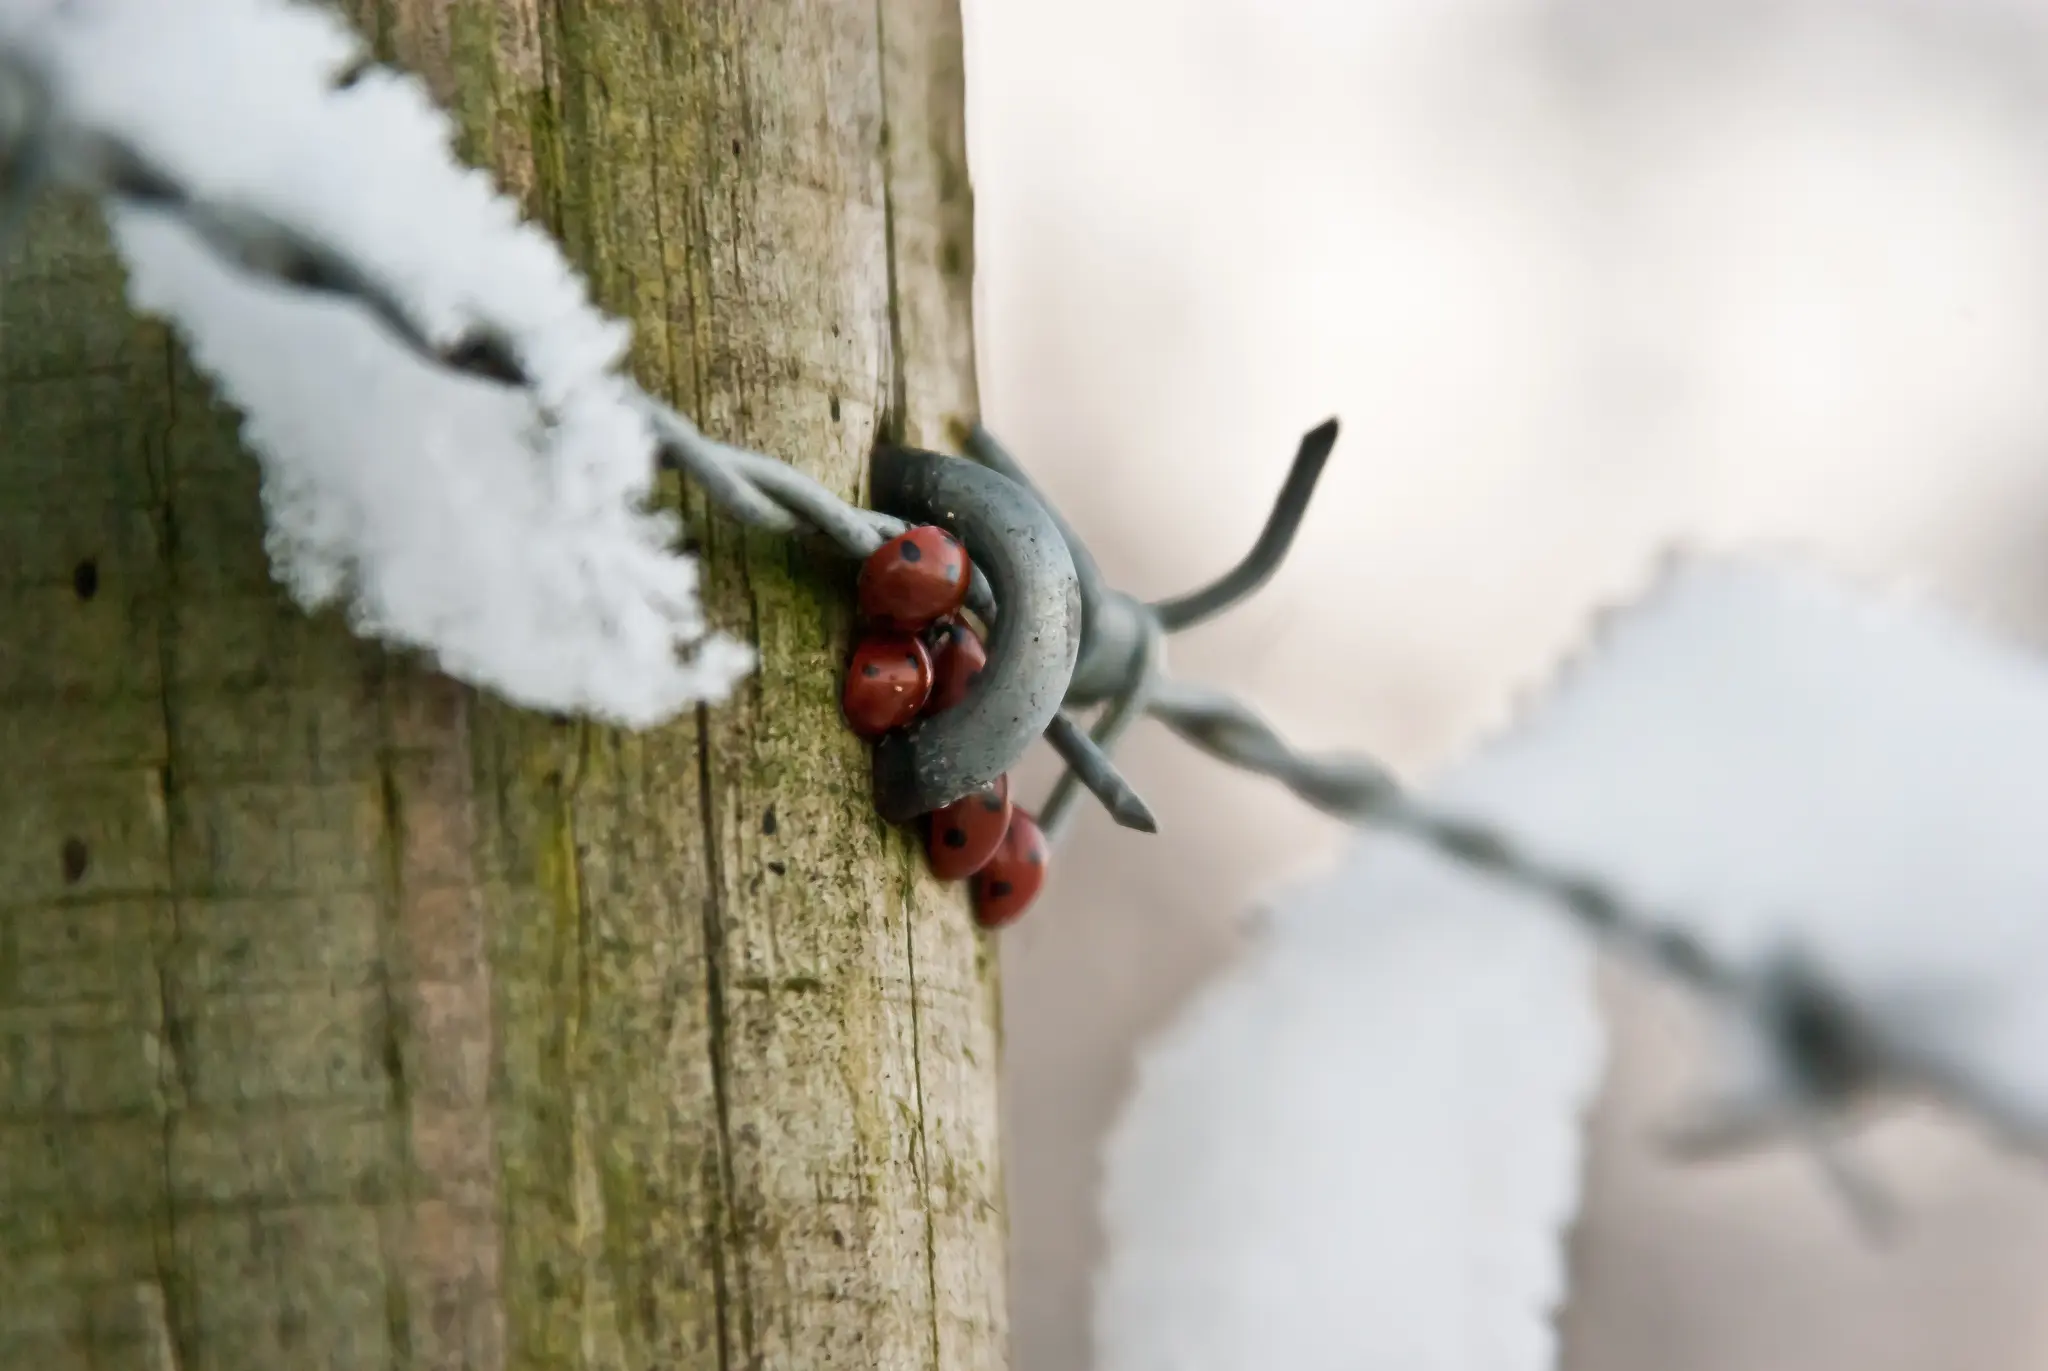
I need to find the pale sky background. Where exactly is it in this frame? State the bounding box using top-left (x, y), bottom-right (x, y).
top-left (963, 1), bottom-right (2048, 1368)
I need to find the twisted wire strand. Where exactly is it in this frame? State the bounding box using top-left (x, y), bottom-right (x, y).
top-left (1146, 678), bottom-right (1735, 996)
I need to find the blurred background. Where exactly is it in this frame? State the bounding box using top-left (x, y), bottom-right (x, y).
top-left (962, 1), bottom-right (2048, 1368)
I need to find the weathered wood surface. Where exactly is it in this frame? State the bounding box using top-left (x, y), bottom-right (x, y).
top-left (0, 1), bottom-right (1002, 1367)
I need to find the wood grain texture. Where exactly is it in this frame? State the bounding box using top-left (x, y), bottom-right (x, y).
top-left (0, 2), bottom-right (1001, 1367)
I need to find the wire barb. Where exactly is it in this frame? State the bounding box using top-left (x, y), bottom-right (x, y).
top-left (1044, 713), bottom-right (1159, 833)
top-left (1040, 615), bottom-right (1161, 840)
top-left (1151, 417), bottom-right (1340, 631)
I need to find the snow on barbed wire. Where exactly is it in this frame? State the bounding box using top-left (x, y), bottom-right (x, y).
top-left (1440, 557), bottom-right (2048, 1154)
top-left (16, 0), bottom-right (752, 724)
top-left (1097, 556), bottom-right (2048, 1370)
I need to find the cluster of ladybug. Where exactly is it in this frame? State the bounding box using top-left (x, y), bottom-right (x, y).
top-left (842, 525), bottom-right (1049, 929)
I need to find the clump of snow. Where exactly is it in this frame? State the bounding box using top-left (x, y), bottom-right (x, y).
top-left (1094, 834), bottom-right (1601, 1371)
top-left (1438, 555), bottom-right (2048, 1149)
top-left (19, 0), bottom-right (752, 724)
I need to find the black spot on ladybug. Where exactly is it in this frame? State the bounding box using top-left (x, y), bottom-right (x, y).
top-left (1027, 850), bottom-right (1045, 866)
top-left (906, 652), bottom-right (921, 668)
top-left (863, 663), bottom-right (881, 678)
top-left (899, 540), bottom-right (923, 563)
top-left (943, 827), bottom-right (968, 849)
top-left (938, 530), bottom-right (959, 547)
top-left (981, 792), bottom-right (1004, 812)
top-left (943, 562), bottom-right (961, 583)
top-left (988, 880), bottom-right (1013, 898)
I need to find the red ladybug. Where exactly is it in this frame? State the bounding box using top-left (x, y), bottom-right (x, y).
top-left (859, 525), bottom-right (970, 631)
top-left (922, 619), bottom-right (988, 716)
top-left (972, 809), bottom-right (1049, 929)
top-left (926, 775), bottom-right (1013, 880)
top-left (843, 633), bottom-right (933, 738)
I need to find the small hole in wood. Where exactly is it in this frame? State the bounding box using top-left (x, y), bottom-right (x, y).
top-left (60, 837), bottom-right (88, 884)
top-left (72, 558), bottom-right (99, 601)
top-left (829, 395), bottom-right (841, 422)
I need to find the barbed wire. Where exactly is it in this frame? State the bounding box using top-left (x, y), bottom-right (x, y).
top-left (0, 32), bottom-right (1998, 1215)
top-left (0, 30), bottom-right (1851, 1003)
